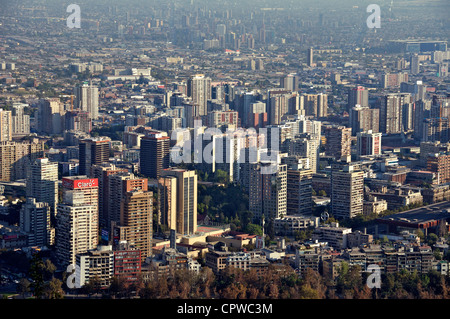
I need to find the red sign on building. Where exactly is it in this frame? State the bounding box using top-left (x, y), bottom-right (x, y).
top-left (62, 178), bottom-right (98, 189)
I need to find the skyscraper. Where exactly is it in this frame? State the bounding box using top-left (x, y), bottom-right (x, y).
top-left (287, 134), bottom-right (320, 173)
top-left (159, 168), bottom-right (198, 235)
top-left (89, 163), bottom-right (128, 229)
top-left (26, 158), bottom-right (59, 217)
top-left (74, 82), bottom-right (99, 119)
top-left (11, 103), bottom-right (30, 136)
top-left (249, 161), bottom-right (287, 222)
top-left (378, 93), bottom-right (413, 134)
top-left (108, 172), bottom-right (148, 231)
top-left (410, 54), bottom-right (420, 75)
top-left (356, 131), bottom-right (382, 158)
top-left (349, 106), bottom-right (380, 136)
top-left (187, 74), bottom-right (211, 117)
top-left (307, 48), bottom-right (314, 67)
top-left (35, 98), bottom-right (64, 135)
top-left (140, 132), bottom-right (170, 179)
top-left (303, 93), bottom-right (328, 118)
top-left (286, 167), bottom-right (313, 215)
top-left (348, 86), bottom-right (369, 110)
top-left (20, 198), bottom-right (52, 247)
top-left (79, 137), bottom-right (111, 176)
top-left (324, 125), bottom-right (352, 161)
top-left (56, 176), bottom-right (99, 267)
top-left (0, 140), bottom-right (45, 181)
top-left (331, 165), bottom-right (364, 219)
top-left (0, 109), bottom-right (12, 142)
top-left (267, 89), bottom-right (292, 125)
top-left (280, 74), bottom-right (299, 91)
top-left (120, 190), bottom-right (153, 259)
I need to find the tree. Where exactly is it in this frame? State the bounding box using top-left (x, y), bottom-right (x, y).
top-left (427, 233), bottom-right (439, 246)
top-left (318, 190), bottom-right (327, 197)
top-left (28, 253), bottom-right (45, 299)
top-left (16, 278), bottom-right (30, 298)
top-left (109, 276), bottom-right (126, 298)
top-left (43, 278), bottom-right (64, 299)
top-left (83, 275), bottom-right (102, 297)
top-left (43, 259), bottom-right (56, 281)
top-left (245, 223), bottom-right (263, 236)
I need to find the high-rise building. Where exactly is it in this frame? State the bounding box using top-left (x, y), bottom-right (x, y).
top-left (247, 101), bottom-right (268, 128)
top-left (64, 111), bottom-right (92, 133)
top-left (280, 74), bottom-right (299, 91)
top-left (159, 168), bottom-right (198, 235)
top-left (349, 106), bottom-right (380, 136)
top-left (187, 74), bottom-right (211, 117)
top-left (61, 176), bottom-right (99, 209)
top-left (108, 172), bottom-right (148, 230)
top-left (303, 93), bottom-right (328, 118)
top-left (20, 198), bottom-right (52, 247)
top-left (331, 165), bottom-right (364, 219)
top-left (0, 109), bottom-right (12, 142)
top-left (356, 131), bottom-right (382, 158)
top-left (79, 137), bottom-right (110, 176)
top-left (348, 86), bottom-right (369, 109)
top-left (26, 158), bottom-right (58, 216)
top-left (158, 175), bottom-right (178, 232)
top-left (89, 163), bottom-right (128, 229)
top-left (427, 153), bottom-right (450, 185)
top-left (35, 98), bottom-right (64, 135)
top-left (378, 93), bottom-right (413, 134)
top-left (400, 81), bottom-right (427, 102)
top-left (267, 89), bottom-right (292, 125)
top-left (410, 54), bottom-right (420, 75)
top-left (11, 103), bottom-right (30, 136)
top-left (307, 48), bottom-right (314, 67)
top-left (324, 125), bottom-right (352, 161)
top-left (120, 190), bottom-right (153, 259)
top-left (287, 134), bottom-right (320, 173)
top-left (0, 140), bottom-right (45, 181)
top-left (422, 118), bottom-right (449, 143)
top-left (286, 167), bottom-right (313, 215)
top-left (140, 132), bottom-right (170, 179)
top-left (74, 82), bottom-right (99, 119)
top-left (381, 72), bottom-right (409, 88)
top-left (414, 99), bottom-right (432, 141)
top-left (205, 110), bottom-right (239, 129)
top-left (249, 161), bottom-right (287, 222)
top-left (56, 177), bottom-right (99, 267)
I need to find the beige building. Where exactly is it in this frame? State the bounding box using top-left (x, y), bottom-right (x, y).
top-left (159, 168), bottom-right (198, 235)
top-left (331, 165), bottom-right (364, 219)
top-left (76, 245), bottom-right (114, 288)
top-left (0, 109), bottom-right (12, 142)
top-left (120, 190), bottom-right (153, 259)
top-left (0, 140), bottom-right (45, 181)
top-left (56, 198), bottom-right (98, 267)
top-left (26, 158), bottom-right (58, 216)
top-left (312, 223), bottom-right (352, 250)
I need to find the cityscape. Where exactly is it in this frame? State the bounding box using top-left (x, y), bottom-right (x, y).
top-left (0, 0), bottom-right (449, 306)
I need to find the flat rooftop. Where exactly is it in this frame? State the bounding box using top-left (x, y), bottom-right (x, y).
top-left (376, 201), bottom-right (450, 229)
